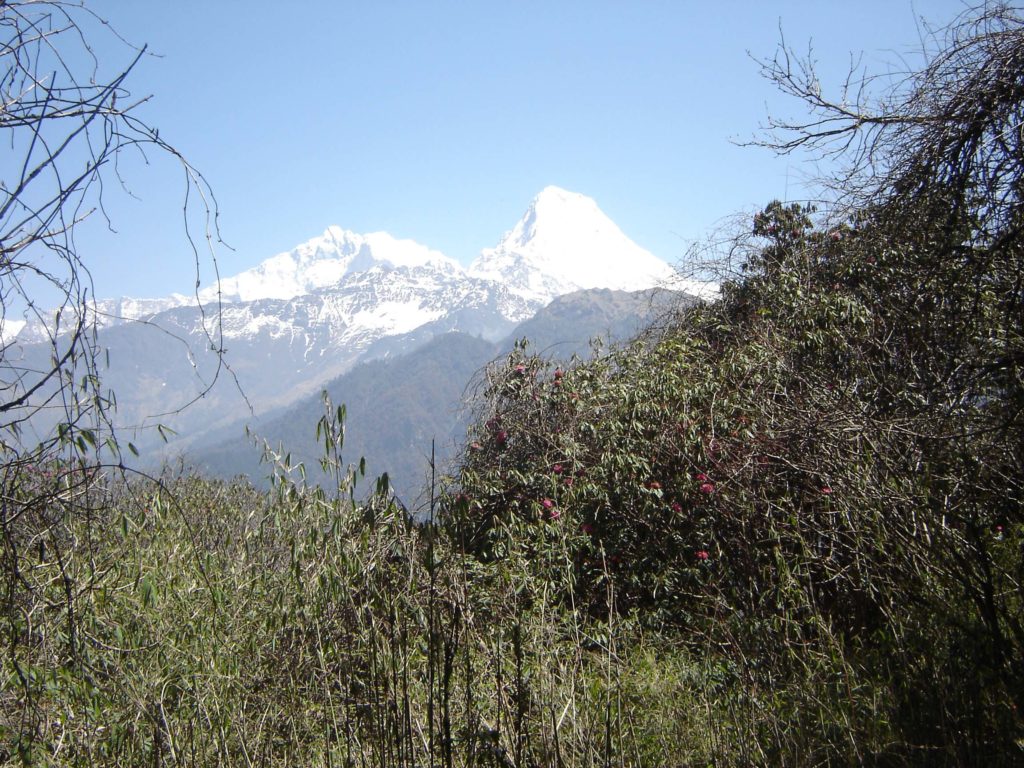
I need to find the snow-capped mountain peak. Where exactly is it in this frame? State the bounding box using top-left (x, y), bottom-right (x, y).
top-left (201, 227), bottom-right (460, 304)
top-left (468, 186), bottom-right (676, 303)
top-left (502, 185), bottom-right (605, 249)
top-left (11, 186), bottom-right (701, 347)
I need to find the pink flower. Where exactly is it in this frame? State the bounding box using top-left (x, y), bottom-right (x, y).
top-left (552, 463), bottom-right (563, 474)
top-left (542, 498), bottom-right (554, 509)
top-left (820, 486), bottom-right (832, 495)
top-left (670, 502), bottom-right (682, 514)
top-left (495, 430), bottom-right (508, 448)
top-left (695, 472), bottom-right (709, 482)
top-left (563, 477), bottom-right (574, 487)
top-left (695, 550), bottom-right (709, 561)
top-left (470, 441), bottom-right (483, 452)
top-left (514, 364), bottom-right (527, 375)
top-left (554, 368), bottom-right (564, 380)
top-left (699, 482), bottom-right (715, 494)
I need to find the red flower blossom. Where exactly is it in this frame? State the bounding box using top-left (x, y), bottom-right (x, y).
top-left (699, 482), bottom-right (715, 494)
top-left (820, 486), bottom-right (833, 495)
top-left (541, 499), bottom-right (559, 519)
top-left (671, 502), bottom-right (683, 514)
top-left (495, 430), bottom-right (508, 448)
top-left (695, 472), bottom-right (709, 482)
top-left (553, 463), bottom-right (564, 474)
top-left (695, 550), bottom-right (710, 561)
top-left (514, 364), bottom-right (527, 374)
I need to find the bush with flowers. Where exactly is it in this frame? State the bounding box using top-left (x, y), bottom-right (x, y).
top-left (445, 184), bottom-right (1024, 759)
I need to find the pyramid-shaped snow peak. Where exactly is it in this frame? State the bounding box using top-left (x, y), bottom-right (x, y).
top-left (468, 186), bottom-right (676, 303)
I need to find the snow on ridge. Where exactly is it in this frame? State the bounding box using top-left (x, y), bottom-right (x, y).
top-left (0, 318), bottom-right (26, 344)
top-left (350, 300), bottom-right (444, 334)
top-left (200, 227), bottom-right (461, 305)
top-left (360, 232), bottom-right (459, 273)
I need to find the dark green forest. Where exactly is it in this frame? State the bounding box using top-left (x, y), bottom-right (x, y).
top-left (3, 3), bottom-right (1023, 765)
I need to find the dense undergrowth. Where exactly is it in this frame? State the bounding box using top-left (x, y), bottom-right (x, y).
top-left (1, 451), bottom-right (780, 766)
top-left (4, 4), bottom-right (1024, 766)
top-left (450, 195), bottom-right (1024, 763)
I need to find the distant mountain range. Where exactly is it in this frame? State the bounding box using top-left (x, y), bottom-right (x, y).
top-left (7, 186), bottom-right (709, 500)
top-left (196, 287), bottom-right (689, 508)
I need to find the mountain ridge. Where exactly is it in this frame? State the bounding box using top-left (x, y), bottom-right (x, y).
top-left (6, 187), bottom-right (710, 473)
top-left (194, 287), bottom-right (690, 506)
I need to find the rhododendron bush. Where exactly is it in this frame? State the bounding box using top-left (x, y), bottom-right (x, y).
top-left (446, 25), bottom-right (1024, 749)
top-left (447, 186), bottom-right (1022, 760)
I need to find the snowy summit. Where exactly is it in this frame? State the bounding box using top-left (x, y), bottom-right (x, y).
top-left (208, 186), bottom-right (677, 309)
top-left (202, 227), bottom-right (460, 304)
top-left (468, 186), bottom-right (677, 303)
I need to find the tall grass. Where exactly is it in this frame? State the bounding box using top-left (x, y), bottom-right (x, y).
top-left (0, 441), bottom-right (739, 766)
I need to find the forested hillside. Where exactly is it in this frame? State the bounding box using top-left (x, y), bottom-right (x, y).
top-left (196, 288), bottom-right (682, 507)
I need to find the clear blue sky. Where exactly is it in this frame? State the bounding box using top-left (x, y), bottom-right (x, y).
top-left (77, 0), bottom-right (968, 299)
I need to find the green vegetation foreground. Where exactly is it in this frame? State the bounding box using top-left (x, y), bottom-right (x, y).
top-left (3, 4), bottom-right (1023, 766)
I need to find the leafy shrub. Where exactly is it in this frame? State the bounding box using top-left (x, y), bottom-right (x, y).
top-left (447, 188), bottom-right (1024, 760)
